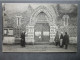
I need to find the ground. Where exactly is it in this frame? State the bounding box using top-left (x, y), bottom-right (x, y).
top-left (2, 44), bottom-right (77, 52)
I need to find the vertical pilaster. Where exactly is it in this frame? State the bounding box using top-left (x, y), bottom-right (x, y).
top-left (25, 26), bottom-right (34, 44)
top-left (50, 26), bottom-right (56, 43)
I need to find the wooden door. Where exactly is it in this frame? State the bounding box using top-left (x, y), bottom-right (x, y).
top-left (34, 23), bottom-right (50, 42)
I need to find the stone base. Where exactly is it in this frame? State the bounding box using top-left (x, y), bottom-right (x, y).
top-left (3, 36), bottom-right (15, 44)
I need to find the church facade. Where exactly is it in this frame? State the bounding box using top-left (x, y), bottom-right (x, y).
top-left (3, 4), bottom-right (77, 44)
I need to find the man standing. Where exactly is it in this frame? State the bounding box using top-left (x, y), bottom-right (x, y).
top-left (60, 32), bottom-right (64, 48)
top-left (21, 31), bottom-right (25, 47)
top-left (54, 31), bottom-right (60, 46)
top-left (63, 32), bottom-right (69, 49)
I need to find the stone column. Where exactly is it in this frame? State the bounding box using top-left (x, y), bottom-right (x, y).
top-left (50, 26), bottom-right (57, 43)
top-left (25, 25), bottom-right (34, 44)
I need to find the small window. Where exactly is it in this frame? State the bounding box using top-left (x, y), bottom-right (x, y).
top-left (62, 15), bottom-right (69, 26)
top-left (8, 29), bottom-right (13, 35)
top-left (4, 29), bottom-right (8, 35)
top-left (16, 16), bottom-right (22, 26)
top-left (4, 28), bottom-right (14, 36)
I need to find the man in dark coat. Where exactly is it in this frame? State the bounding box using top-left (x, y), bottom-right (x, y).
top-left (54, 31), bottom-right (60, 46)
top-left (21, 31), bottom-right (25, 47)
top-left (63, 32), bottom-right (69, 49)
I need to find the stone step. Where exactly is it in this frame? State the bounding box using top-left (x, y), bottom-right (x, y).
top-left (34, 42), bottom-right (51, 45)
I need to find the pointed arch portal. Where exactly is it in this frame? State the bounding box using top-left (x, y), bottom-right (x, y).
top-left (25, 6), bottom-right (57, 44)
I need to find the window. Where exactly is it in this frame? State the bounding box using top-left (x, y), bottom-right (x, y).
top-left (8, 29), bottom-right (13, 35)
top-left (4, 29), bottom-right (8, 35)
top-left (16, 16), bottom-right (22, 26)
top-left (4, 28), bottom-right (13, 36)
top-left (62, 15), bottom-right (69, 26)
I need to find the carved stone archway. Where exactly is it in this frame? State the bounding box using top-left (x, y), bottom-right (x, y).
top-left (30, 6), bottom-right (56, 26)
top-left (25, 5), bottom-right (57, 44)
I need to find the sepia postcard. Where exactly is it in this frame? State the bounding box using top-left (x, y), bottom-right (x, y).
top-left (2, 3), bottom-right (78, 52)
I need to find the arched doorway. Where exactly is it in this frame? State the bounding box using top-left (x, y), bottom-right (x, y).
top-left (34, 12), bottom-right (50, 42)
top-left (25, 6), bottom-right (57, 44)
